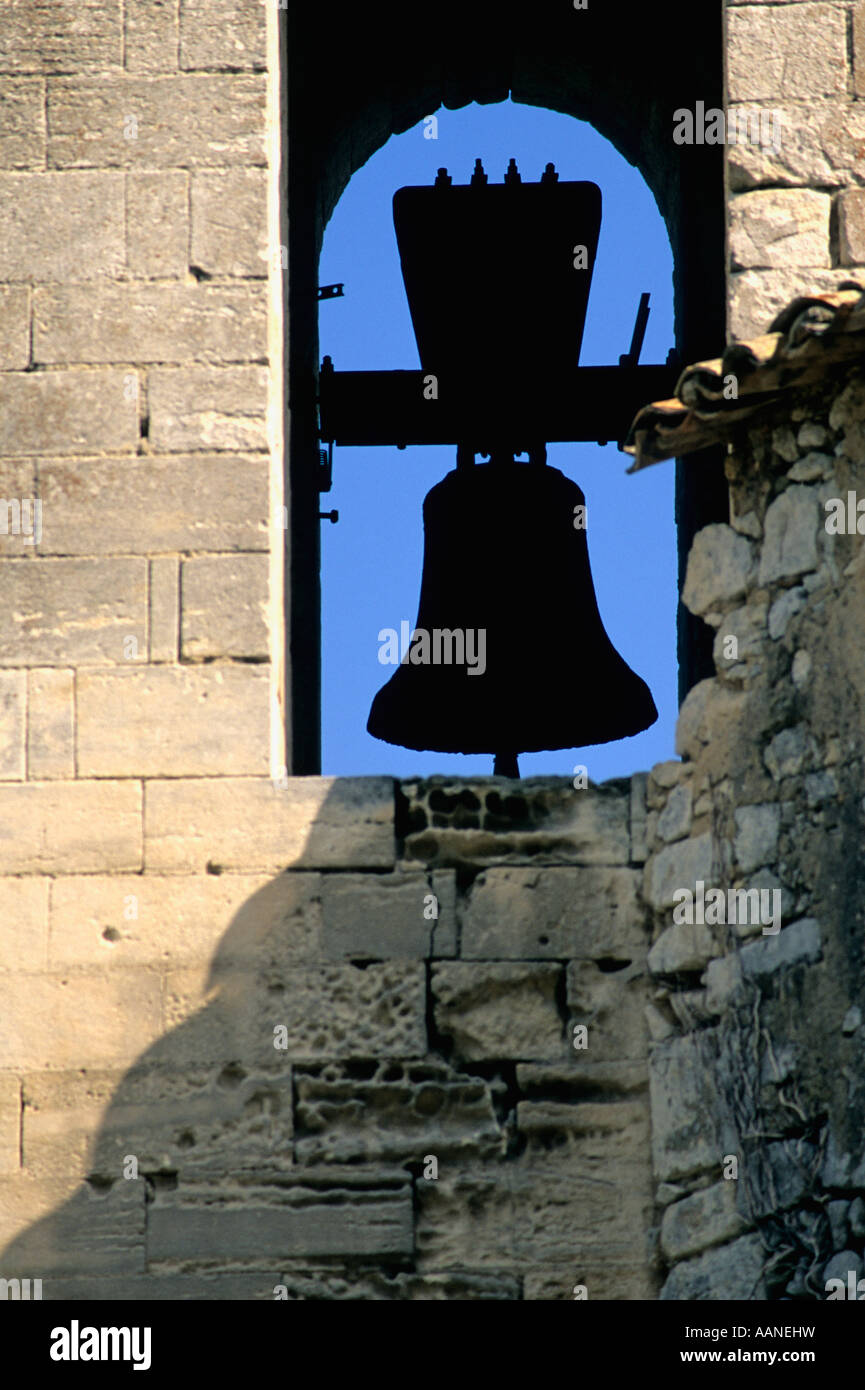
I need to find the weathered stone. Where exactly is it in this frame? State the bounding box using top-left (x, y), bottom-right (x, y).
top-left (739, 918), bottom-right (822, 977)
top-left (0, 558), bottom-right (145, 667)
top-left (149, 366), bottom-right (268, 451)
top-left (26, 668), bottom-right (74, 778)
top-left (48, 74), bottom-right (266, 168)
top-left (682, 524), bottom-right (755, 618)
top-left (827, 1199), bottom-right (850, 1252)
top-left (126, 0), bottom-right (179, 72)
top-left (764, 724), bottom-right (810, 780)
top-left (728, 102), bottom-right (846, 194)
top-left (734, 803), bottom-right (780, 874)
top-left (713, 602), bottom-right (767, 681)
top-left (34, 283), bottom-right (266, 365)
top-left (660, 1231), bottom-right (767, 1300)
top-left (180, 0), bottom-right (267, 70)
top-left (126, 172), bottom-right (188, 276)
top-left (0, 876), bottom-right (49, 970)
top-left (0, 966), bottom-right (162, 1069)
top-left (0, 287), bottom-right (29, 368)
top-left (646, 833), bottom-right (716, 910)
top-left (294, 1060), bottom-right (505, 1162)
top-left (759, 486), bottom-right (820, 584)
top-left (730, 267), bottom-right (851, 342)
top-left (0, 1), bottom-right (121, 74)
top-left (704, 953), bottom-right (744, 1016)
top-left (838, 190), bottom-right (865, 267)
top-left (145, 776), bottom-right (395, 872)
top-left (768, 585), bottom-right (806, 639)
top-left (164, 961), bottom-right (426, 1063)
top-left (849, 1196), bottom-right (865, 1239)
top-left (0, 781), bottom-right (141, 873)
top-left (190, 169), bottom-right (268, 275)
top-left (0, 1177), bottom-right (144, 1277)
top-left (788, 451), bottom-right (833, 484)
top-left (0, 171), bottom-right (123, 280)
top-left (0, 371), bottom-right (139, 454)
top-left (656, 784), bottom-right (692, 844)
top-left (523, 1263), bottom-right (654, 1300)
top-left (730, 189), bottom-right (831, 271)
top-left (432, 963), bottom-right (563, 1061)
top-left (650, 1031), bottom-right (723, 1182)
top-left (77, 666), bottom-right (269, 777)
top-left (37, 456), bottom-right (268, 554)
top-left (823, 1250), bottom-right (863, 1286)
top-left (319, 872), bottom-right (453, 959)
top-left (661, 1181), bottom-right (748, 1261)
top-left (0, 79), bottom-right (46, 168)
top-left (0, 670), bottom-right (25, 778)
top-left (460, 865), bottom-right (645, 961)
top-left (566, 959), bottom-right (647, 1061)
top-left (648, 922), bottom-right (718, 976)
top-left (149, 558), bottom-right (179, 663)
top-left (629, 771), bottom-right (649, 863)
top-left (728, 5), bottom-right (847, 102)
top-left (180, 555), bottom-right (268, 660)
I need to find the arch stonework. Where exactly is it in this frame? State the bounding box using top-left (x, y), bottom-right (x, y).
top-left (0, 0), bottom-right (863, 1301)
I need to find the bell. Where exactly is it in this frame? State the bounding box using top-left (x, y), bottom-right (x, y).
top-left (368, 454), bottom-right (657, 771)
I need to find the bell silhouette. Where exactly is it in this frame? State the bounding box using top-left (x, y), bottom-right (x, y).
top-left (368, 457), bottom-right (657, 770)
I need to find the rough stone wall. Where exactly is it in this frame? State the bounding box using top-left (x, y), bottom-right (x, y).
top-left (645, 367), bottom-right (865, 1299)
top-left (728, 0), bottom-right (865, 339)
top-left (0, 775), bottom-right (656, 1300)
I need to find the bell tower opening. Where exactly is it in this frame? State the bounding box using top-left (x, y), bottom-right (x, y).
top-left (284, 0), bottom-right (726, 775)
top-left (318, 103), bottom-right (677, 781)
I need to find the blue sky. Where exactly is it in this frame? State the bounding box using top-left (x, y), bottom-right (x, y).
top-left (318, 100), bottom-right (677, 783)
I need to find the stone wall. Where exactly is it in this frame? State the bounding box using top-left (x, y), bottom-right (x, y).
top-left (0, 775), bottom-right (656, 1300)
top-left (728, 0), bottom-right (865, 339)
top-left (645, 367), bottom-right (865, 1299)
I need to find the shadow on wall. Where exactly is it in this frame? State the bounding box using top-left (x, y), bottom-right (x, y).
top-left (0, 776), bottom-right (655, 1301)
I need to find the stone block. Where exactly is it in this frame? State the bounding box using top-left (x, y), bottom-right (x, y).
top-left (294, 1059), bottom-right (505, 1163)
top-left (565, 959), bottom-right (648, 1061)
top-left (730, 189), bottom-right (831, 271)
top-left (0, 171), bottom-right (123, 280)
top-left (650, 1031), bottom-right (723, 1182)
top-left (181, 0), bottom-right (267, 70)
top-left (149, 558), bottom-right (179, 663)
top-left (0, 79), bottom-right (46, 168)
top-left (27, 669), bottom-right (74, 778)
top-left (432, 963), bottom-right (563, 1061)
top-left (36, 456), bottom-right (268, 554)
top-left (0, 1075), bottom-right (20, 1173)
top-left (656, 784), bottom-right (692, 844)
top-left (660, 1181), bottom-right (747, 1261)
top-left (853, 0), bottom-right (865, 99)
top-left (660, 1232), bottom-right (767, 1301)
top-left (0, 287), bottom-right (30, 368)
top-left (648, 922), bottom-right (718, 976)
top-left (728, 4), bottom-right (846, 101)
top-left (48, 74), bottom-right (266, 167)
top-left (460, 865), bottom-right (645, 961)
top-left (147, 1180), bottom-right (413, 1264)
top-left (740, 918), bottom-right (821, 977)
top-left (0, 371), bottom-right (139, 454)
top-left (729, 267), bottom-right (850, 342)
top-left (149, 366), bottom-right (268, 451)
top-left (145, 776), bottom-right (396, 872)
top-left (0, 464), bottom-right (35, 558)
top-left (646, 833), bottom-right (716, 911)
top-left (34, 283), bottom-right (266, 365)
top-left (47, 871), bottom-right (307, 970)
top-left (837, 189), bottom-right (865, 268)
top-left (163, 961), bottom-right (426, 1063)
top-left (0, 558), bottom-right (145, 666)
top-left (22, 1061), bottom-right (294, 1181)
top-left (126, 0), bottom-right (179, 72)
top-left (0, 876), bottom-right (49, 970)
top-left (318, 872), bottom-right (452, 959)
top-left (0, 781), bottom-right (142, 874)
top-left (416, 1171), bottom-right (513, 1267)
top-left (0, 2), bottom-right (121, 74)
top-left (682, 524), bottom-right (755, 618)
top-left (126, 171), bottom-right (188, 276)
top-left (77, 666), bottom-right (270, 777)
top-left (630, 771), bottom-right (649, 863)
top-left (180, 555), bottom-right (268, 659)
top-left (510, 1158), bottom-right (653, 1264)
top-left (524, 1262), bottom-right (654, 1300)
top-left (759, 485), bottom-right (820, 584)
top-left (0, 1175), bottom-right (145, 1277)
top-left (675, 679), bottom-right (746, 762)
top-left (0, 967), bottom-right (162, 1069)
top-left (0, 670), bottom-right (25, 778)
top-left (39, 1273), bottom-right (285, 1300)
top-left (734, 803), bottom-right (780, 874)
top-left (190, 169), bottom-right (269, 275)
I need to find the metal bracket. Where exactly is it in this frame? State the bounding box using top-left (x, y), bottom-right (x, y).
top-left (318, 283), bottom-right (345, 300)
